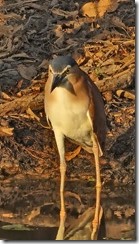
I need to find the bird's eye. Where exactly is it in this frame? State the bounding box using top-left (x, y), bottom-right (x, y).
top-left (65, 67), bottom-right (70, 74)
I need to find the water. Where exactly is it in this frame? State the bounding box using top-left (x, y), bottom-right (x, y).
top-left (0, 179), bottom-right (135, 240)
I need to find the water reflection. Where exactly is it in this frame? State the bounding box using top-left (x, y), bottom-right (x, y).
top-left (0, 180), bottom-right (135, 240)
top-left (0, 223), bottom-right (57, 240)
top-left (0, 204), bottom-right (135, 240)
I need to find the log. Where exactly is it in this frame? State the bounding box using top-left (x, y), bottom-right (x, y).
top-left (0, 92), bottom-right (44, 116)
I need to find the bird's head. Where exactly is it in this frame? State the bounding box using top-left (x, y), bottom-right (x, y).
top-left (49, 56), bottom-right (78, 92)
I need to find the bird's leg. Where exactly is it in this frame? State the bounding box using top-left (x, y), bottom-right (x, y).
top-left (54, 130), bottom-right (66, 240)
top-left (91, 133), bottom-right (102, 240)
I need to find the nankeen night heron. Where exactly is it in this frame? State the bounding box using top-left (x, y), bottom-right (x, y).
top-left (44, 55), bottom-right (106, 240)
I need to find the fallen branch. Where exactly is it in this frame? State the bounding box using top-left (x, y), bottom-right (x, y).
top-left (95, 68), bottom-right (134, 92)
top-left (0, 92), bottom-right (44, 116)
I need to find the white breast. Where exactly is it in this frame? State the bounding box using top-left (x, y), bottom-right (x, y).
top-left (46, 87), bottom-right (92, 142)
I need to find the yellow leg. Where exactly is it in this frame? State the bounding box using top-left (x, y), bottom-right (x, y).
top-left (91, 133), bottom-right (102, 240)
top-left (54, 130), bottom-right (66, 240)
top-left (56, 161), bottom-right (67, 240)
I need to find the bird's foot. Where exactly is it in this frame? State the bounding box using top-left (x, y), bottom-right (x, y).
top-left (56, 211), bottom-right (66, 240)
top-left (91, 206), bottom-right (103, 240)
top-left (56, 227), bottom-right (65, 240)
top-left (65, 146), bottom-right (81, 161)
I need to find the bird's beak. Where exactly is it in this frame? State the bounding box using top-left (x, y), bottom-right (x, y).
top-left (51, 74), bottom-right (62, 92)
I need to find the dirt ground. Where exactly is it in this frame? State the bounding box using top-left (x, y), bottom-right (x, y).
top-left (0, 0), bottom-right (135, 240)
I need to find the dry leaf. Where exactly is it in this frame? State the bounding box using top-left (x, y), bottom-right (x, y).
top-left (0, 0), bottom-right (4, 7)
top-left (124, 208), bottom-right (135, 218)
top-left (100, 64), bottom-right (119, 75)
top-left (98, 0), bottom-right (112, 17)
top-left (0, 25), bottom-right (13, 36)
top-left (106, 0), bottom-right (119, 13)
top-left (81, 2), bottom-right (97, 18)
top-left (125, 106), bottom-right (135, 115)
top-left (16, 79), bottom-right (23, 89)
top-left (81, 0), bottom-right (118, 18)
top-left (17, 64), bottom-right (37, 80)
top-left (102, 91), bottom-right (113, 102)
top-left (0, 126), bottom-right (14, 136)
top-left (54, 34), bottom-right (65, 48)
top-left (116, 90), bottom-right (135, 100)
top-left (26, 108), bottom-right (40, 122)
top-left (39, 59), bottom-right (49, 69)
top-left (0, 92), bottom-right (12, 100)
top-left (95, 51), bottom-right (103, 58)
top-left (0, 12), bottom-right (21, 20)
top-left (54, 25), bottom-right (63, 38)
top-left (100, 58), bottom-right (115, 67)
top-left (114, 210), bottom-right (122, 219)
top-left (16, 91), bottom-right (22, 97)
top-left (111, 16), bottom-right (127, 29)
top-left (11, 52), bottom-right (30, 59)
top-left (65, 146), bottom-right (81, 161)
top-left (31, 86), bottom-right (40, 92)
top-left (52, 8), bottom-right (78, 18)
top-left (50, 0), bottom-right (58, 7)
top-left (88, 68), bottom-right (100, 83)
